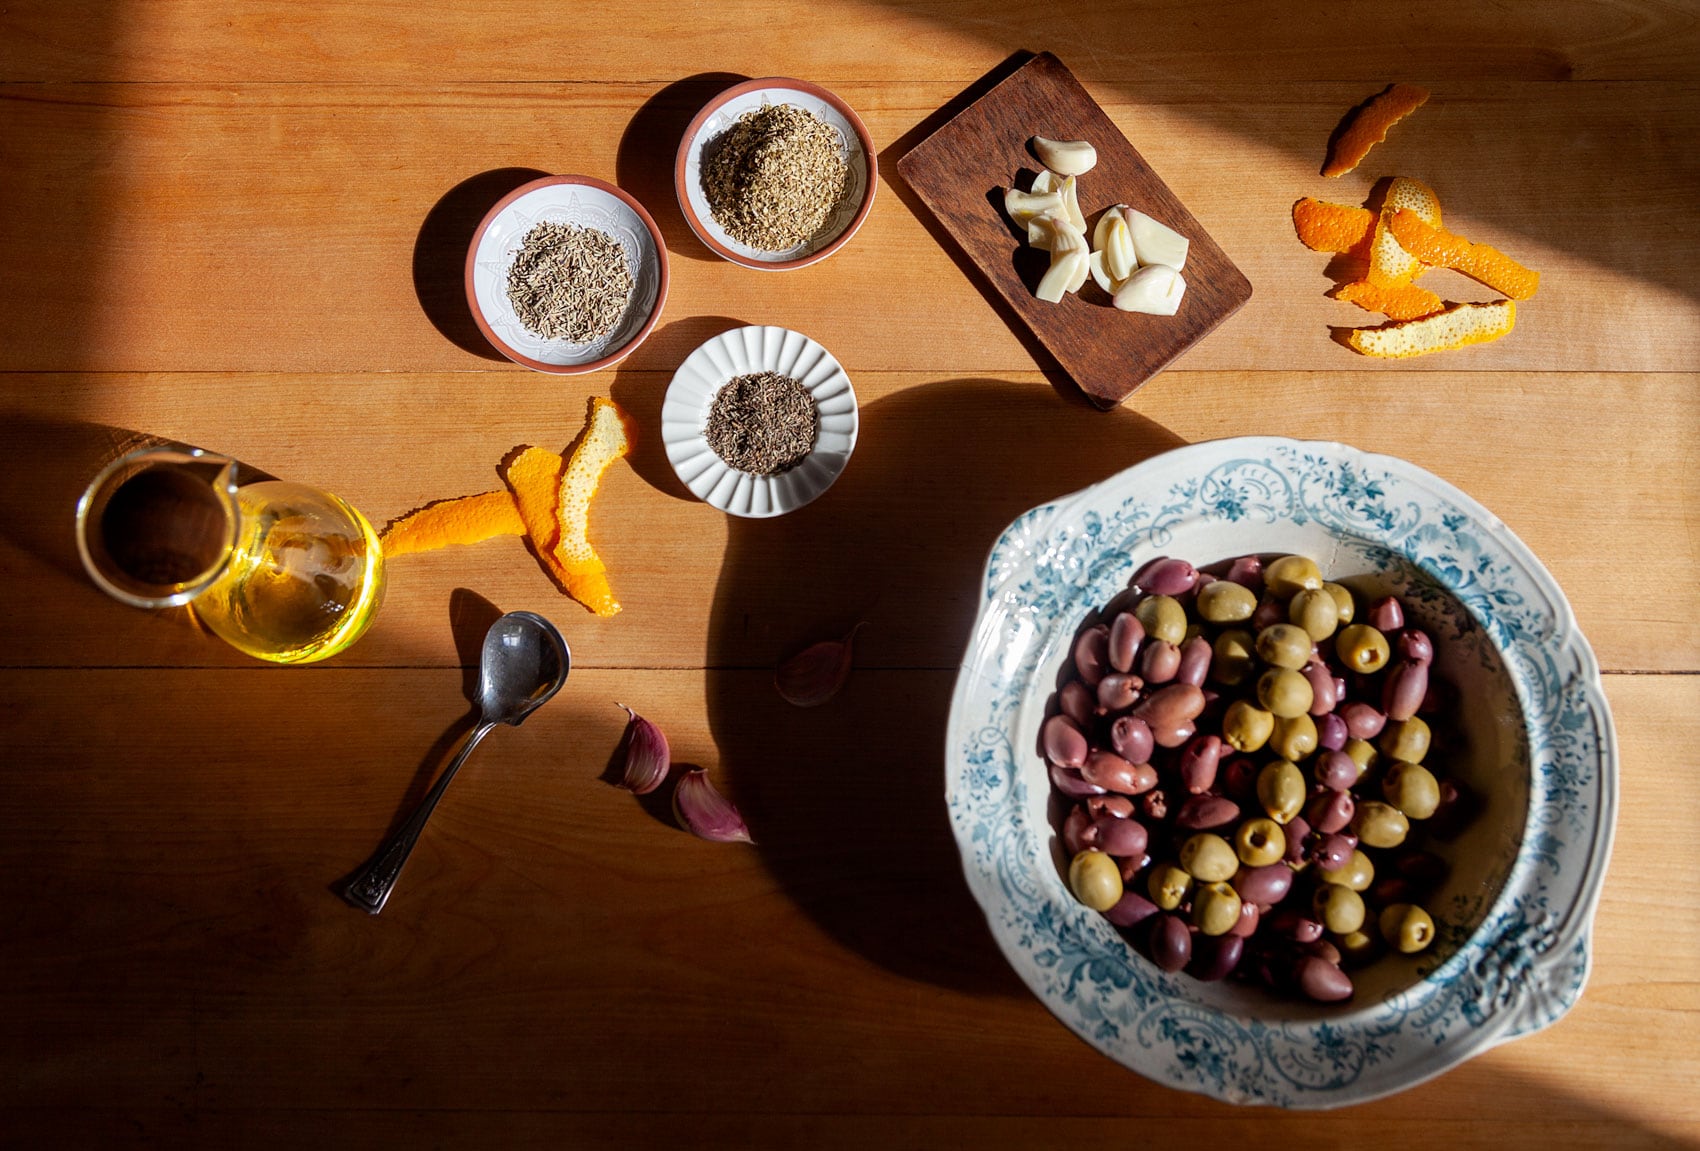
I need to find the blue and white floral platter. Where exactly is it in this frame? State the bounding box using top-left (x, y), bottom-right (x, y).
top-left (944, 437), bottom-right (1616, 1108)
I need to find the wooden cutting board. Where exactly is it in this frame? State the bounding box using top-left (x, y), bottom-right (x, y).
top-left (897, 53), bottom-right (1253, 409)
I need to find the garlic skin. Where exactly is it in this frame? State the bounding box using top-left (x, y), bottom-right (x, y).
top-left (1032, 136), bottom-right (1098, 176)
top-left (614, 703), bottom-right (671, 794)
top-left (1113, 263), bottom-right (1187, 315)
top-left (673, 769), bottom-right (753, 844)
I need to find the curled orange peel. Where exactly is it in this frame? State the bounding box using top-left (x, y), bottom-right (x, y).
top-left (1387, 210), bottom-right (1541, 299)
top-left (380, 490), bottom-right (526, 557)
top-left (1331, 279), bottom-right (1443, 321)
top-left (1346, 300), bottom-right (1516, 358)
top-left (550, 397), bottom-right (631, 618)
top-left (1323, 83), bottom-right (1430, 178)
top-left (1367, 177), bottom-right (1441, 288)
top-left (1293, 198), bottom-right (1375, 260)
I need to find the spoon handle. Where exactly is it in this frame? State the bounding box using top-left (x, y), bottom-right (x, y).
top-left (343, 720), bottom-right (498, 914)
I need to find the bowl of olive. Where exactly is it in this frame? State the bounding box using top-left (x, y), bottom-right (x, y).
top-left (944, 436), bottom-right (1616, 1108)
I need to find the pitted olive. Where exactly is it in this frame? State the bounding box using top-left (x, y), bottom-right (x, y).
top-left (1233, 817), bottom-right (1287, 867)
top-left (1335, 623), bottom-right (1391, 674)
top-left (1148, 863), bottom-right (1194, 910)
top-left (1192, 882), bottom-right (1243, 937)
top-left (1378, 902), bottom-right (1437, 954)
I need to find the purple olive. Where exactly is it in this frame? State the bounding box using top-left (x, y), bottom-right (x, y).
top-left (1251, 597), bottom-right (1285, 629)
top-left (1049, 763), bottom-right (1105, 799)
top-left (1188, 933), bottom-right (1245, 982)
top-left (1110, 715), bottom-right (1154, 764)
top-left (1267, 910), bottom-right (1325, 944)
top-left (1174, 793), bottom-right (1240, 831)
top-left (1096, 672), bottom-right (1142, 712)
top-left (1311, 832), bottom-right (1355, 871)
top-left (1234, 863), bottom-right (1294, 907)
top-left (1073, 625), bottom-right (1110, 687)
top-left (1224, 554), bottom-right (1264, 591)
top-left (1151, 720), bottom-right (1197, 749)
top-left (1062, 804), bottom-right (1097, 855)
top-left (1132, 556), bottom-right (1198, 596)
top-left (1282, 815), bottom-right (1312, 864)
top-left (1108, 612), bottom-right (1144, 673)
top-left (1316, 712), bottom-right (1349, 751)
top-left (1313, 749), bottom-right (1359, 791)
top-left (1150, 914), bottom-right (1193, 972)
top-left (1228, 900), bottom-right (1261, 938)
top-left (1085, 794), bottom-right (1134, 820)
top-left (1340, 701), bottom-right (1387, 740)
top-left (1306, 788), bottom-right (1356, 834)
top-left (1105, 890), bottom-right (1160, 928)
top-left (1138, 640), bottom-right (1181, 684)
top-left (1042, 714), bottom-right (1089, 768)
top-left (1397, 628), bottom-right (1434, 664)
top-left (1059, 680), bottom-right (1094, 726)
top-left (1383, 658), bottom-right (1429, 722)
top-left (1295, 955), bottom-right (1354, 1002)
top-left (1095, 816), bottom-right (1149, 858)
top-left (1367, 596), bottom-right (1404, 632)
top-left (1301, 660), bottom-right (1339, 715)
top-left (1082, 750), bottom-right (1157, 795)
top-left (1178, 734), bottom-right (1224, 795)
top-left (1131, 683), bottom-right (1206, 729)
top-left (1139, 788), bottom-right (1169, 822)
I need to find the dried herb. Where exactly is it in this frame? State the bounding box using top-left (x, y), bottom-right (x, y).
top-left (505, 221), bottom-right (634, 343)
top-left (705, 371), bottom-right (818, 475)
top-left (702, 103), bottom-right (849, 252)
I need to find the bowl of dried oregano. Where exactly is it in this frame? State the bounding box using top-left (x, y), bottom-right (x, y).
top-left (675, 77), bottom-right (876, 271)
top-left (465, 174), bottom-right (669, 373)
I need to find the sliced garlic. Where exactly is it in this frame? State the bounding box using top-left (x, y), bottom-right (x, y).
top-left (1124, 209), bottom-right (1190, 270)
top-left (1092, 204), bottom-right (1126, 251)
top-left (1105, 216), bottom-right (1137, 282)
top-left (1058, 174), bottom-right (1087, 233)
top-left (1113, 263), bottom-right (1187, 315)
top-left (1004, 187), bottom-right (1064, 226)
top-left (1033, 136), bottom-right (1098, 176)
top-left (1037, 250), bottom-right (1087, 303)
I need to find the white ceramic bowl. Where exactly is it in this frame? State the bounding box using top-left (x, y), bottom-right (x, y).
top-left (662, 325), bottom-right (858, 517)
top-left (465, 174), bottom-right (668, 373)
top-left (674, 77), bottom-right (876, 271)
top-left (945, 437), bottom-right (1616, 1108)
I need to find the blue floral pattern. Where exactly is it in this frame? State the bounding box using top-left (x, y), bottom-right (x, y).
top-left (946, 439), bottom-right (1616, 1108)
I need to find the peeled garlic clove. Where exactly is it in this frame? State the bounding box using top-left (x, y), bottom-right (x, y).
top-left (1088, 250), bottom-right (1117, 294)
top-left (1030, 170), bottom-right (1056, 194)
top-left (1113, 263), bottom-right (1187, 315)
top-left (1033, 136), bottom-right (1098, 176)
top-left (1092, 204), bottom-right (1126, 251)
top-left (1124, 208), bottom-right (1190, 270)
top-left (1037, 249), bottom-right (1087, 303)
top-left (1029, 209), bottom-right (1085, 254)
top-left (1106, 216), bottom-right (1137, 282)
top-left (1058, 174), bottom-right (1087, 233)
top-left (1004, 187), bottom-right (1064, 226)
top-left (1065, 247), bottom-right (1091, 294)
top-left (673, 769), bottom-right (753, 844)
top-left (776, 623), bottom-right (862, 707)
top-left (614, 702), bottom-right (671, 794)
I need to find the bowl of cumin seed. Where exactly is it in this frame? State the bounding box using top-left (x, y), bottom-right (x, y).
top-left (465, 174), bottom-right (669, 373)
top-left (675, 78), bottom-right (877, 271)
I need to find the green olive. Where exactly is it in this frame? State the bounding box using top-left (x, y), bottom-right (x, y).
top-left (1379, 903), bottom-right (1437, 954)
top-left (1379, 716), bottom-right (1431, 764)
top-left (1336, 928), bottom-right (1380, 965)
top-left (1069, 849), bottom-right (1123, 911)
top-left (1382, 761), bottom-right (1442, 820)
top-left (1322, 582), bottom-right (1355, 625)
top-left (1192, 882), bottom-right (1243, 936)
top-left (1312, 884), bottom-right (1366, 935)
top-left (1335, 623), bottom-right (1391, 674)
top-left (1265, 555), bottom-right (1324, 599)
top-left (1317, 848), bottom-right (1375, 892)
top-left (1196, 579), bottom-right (1257, 623)
top-left (1288, 588), bottom-right (1341, 642)
top-left (1270, 712), bottom-right (1318, 762)
top-left (1353, 800), bottom-right (1411, 848)
top-left (1148, 863), bottom-right (1193, 910)
top-left (1343, 737), bottom-right (1379, 776)
top-left (1234, 817), bottom-right (1287, 867)
top-left (1256, 759), bottom-right (1307, 824)
top-left (1222, 700), bottom-right (1275, 752)
top-left (1211, 629), bottom-right (1257, 686)
top-left (1179, 833), bottom-right (1239, 882)
top-left (1255, 623), bottom-right (1313, 670)
top-left (1257, 667), bottom-right (1315, 719)
top-left (1134, 594), bottom-right (1187, 646)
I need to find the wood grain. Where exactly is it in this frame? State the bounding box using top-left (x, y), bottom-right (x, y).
top-left (0, 668), bottom-right (1691, 1140)
top-left (898, 53), bottom-right (1252, 407)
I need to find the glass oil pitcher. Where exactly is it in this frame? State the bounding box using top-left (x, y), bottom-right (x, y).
top-left (76, 445), bottom-right (385, 664)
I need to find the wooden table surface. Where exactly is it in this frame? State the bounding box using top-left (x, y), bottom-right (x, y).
top-left (2, 2), bottom-right (1696, 1146)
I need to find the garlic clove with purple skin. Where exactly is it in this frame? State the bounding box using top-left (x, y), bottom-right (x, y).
top-left (614, 703), bottom-right (671, 794)
top-left (775, 623), bottom-right (863, 707)
top-left (673, 769), bottom-right (753, 844)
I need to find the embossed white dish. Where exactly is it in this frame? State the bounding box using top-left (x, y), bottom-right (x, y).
top-left (465, 175), bottom-right (667, 373)
top-left (945, 437), bottom-right (1616, 1108)
top-left (662, 325), bottom-right (857, 518)
top-left (675, 78), bottom-right (876, 271)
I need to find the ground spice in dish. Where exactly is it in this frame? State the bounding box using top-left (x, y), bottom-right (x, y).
top-left (505, 221), bottom-right (634, 342)
top-left (702, 103), bottom-right (849, 252)
top-left (705, 371), bottom-right (819, 475)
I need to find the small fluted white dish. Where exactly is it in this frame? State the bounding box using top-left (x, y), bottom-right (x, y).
top-left (662, 325), bottom-right (858, 518)
top-left (946, 437), bottom-right (1617, 1108)
top-left (675, 78), bottom-right (876, 271)
top-left (465, 174), bottom-right (668, 373)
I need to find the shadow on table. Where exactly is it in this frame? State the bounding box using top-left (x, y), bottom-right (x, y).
top-left (616, 72), bottom-right (749, 265)
top-left (703, 377), bottom-right (1185, 993)
top-left (412, 167), bottom-right (550, 360)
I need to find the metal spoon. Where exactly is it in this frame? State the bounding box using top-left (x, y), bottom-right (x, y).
top-left (343, 610), bottom-right (570, 914)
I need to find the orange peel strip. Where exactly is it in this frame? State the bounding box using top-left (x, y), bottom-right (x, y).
top-left (1346, 300), bottom-right (1516, 359)
top-left (1323, 83), bottom-right (1430, 178)
top-left (1331, 279), bottom-right (1444, 321)
top-left (379, 490), bottom-right (525, 557)
top-left (1387, 210), bottom-right (1541, 300)
top-left (1367, 177), bottom-right (1442, 288)
top-left (1293, 198), bottom-right (1374, 260)
top-left (503, 446), bottom-right (575, 590)
top-left (551, 397), bottom-right (631, 618)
